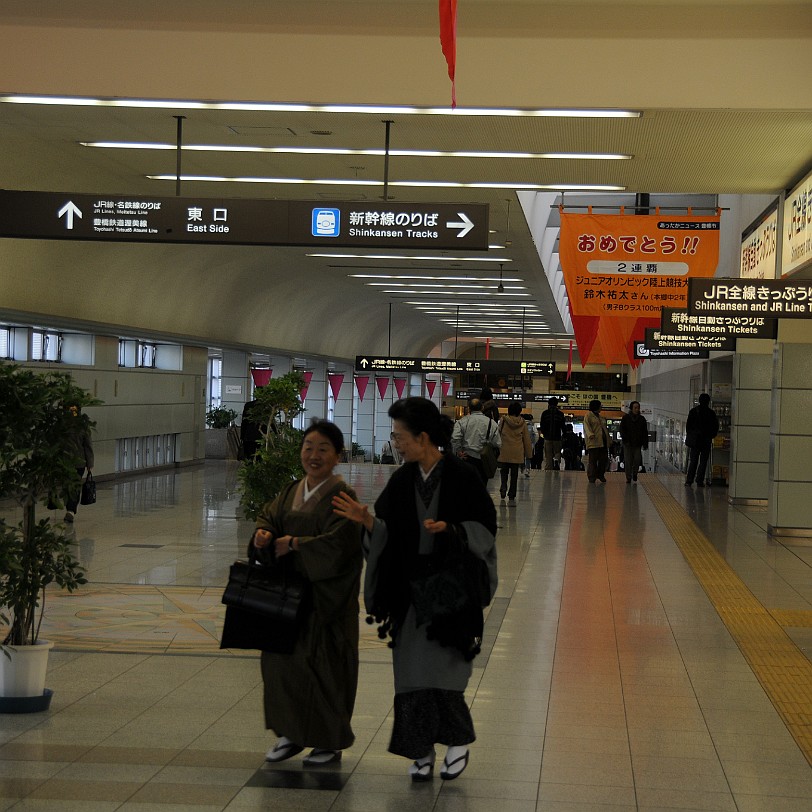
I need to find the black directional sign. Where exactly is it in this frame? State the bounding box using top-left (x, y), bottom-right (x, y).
top-left (646, 328), bottom-right (729, 352)
top-left (659, 307), bottom-right (777, 347)
top-left (0, 190), bottom-right (489, 250)
top-left (634, 342), bottom-right (709, 359)
top-left (355, 356), bottom-right (554, 376)
top-left (687, 278), bottom-right (812, 318)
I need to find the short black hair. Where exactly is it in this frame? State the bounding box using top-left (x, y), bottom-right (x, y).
top-left (302, 419), bottom-right (345, 454)
top-left (698, 393), bottom-right (711, 405)
top-left (507, 401), bottom-right (522, 416)
top-left (589, 399), bottom-right (602, 412)
top-left (480, 387), bottom-right (494, 400)
top-left (547, 396), bottom-right (559, 407)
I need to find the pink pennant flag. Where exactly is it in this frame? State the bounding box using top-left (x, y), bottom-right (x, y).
top-left (327, 372), bottom-right (344, 401)
top-left (426, 380), bottom-right (437, 398)
top-left (355, 375), bottom-right (370, 402)
top-left (394, 378), bottom-right (407, 399)
top-left (376, 377), bottom-right (390, 401)
top-left (441, 380), bottom-right (451, 398)
top-left (299, 370), bottom-right (313, 402)
top-left (251, 368), bottom-right (272, 388)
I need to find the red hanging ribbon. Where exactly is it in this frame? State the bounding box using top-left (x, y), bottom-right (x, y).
top-left (439, 0), bottom-right (458, 108)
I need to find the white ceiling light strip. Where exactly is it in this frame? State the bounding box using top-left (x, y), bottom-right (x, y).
top-left (147, 174), bottom-right (625, 191)
top-left (81, 141), bottom-right (632, 161)
top-left (2, 95), bottom-right (640, 119)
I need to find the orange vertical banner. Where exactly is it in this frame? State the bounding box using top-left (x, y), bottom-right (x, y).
top-left (559, 208), bottom-right (721, 365)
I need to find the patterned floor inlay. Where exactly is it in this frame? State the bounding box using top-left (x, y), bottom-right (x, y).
top-left (642, 476), bottom-right (812, 765)
top-left (37, 583), bottom-right (381, 655)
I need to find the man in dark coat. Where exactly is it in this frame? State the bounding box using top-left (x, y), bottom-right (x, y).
top-left (539, 396), bottom-right (566, 470)
top-left (684, 393), bottom-right (719, 487)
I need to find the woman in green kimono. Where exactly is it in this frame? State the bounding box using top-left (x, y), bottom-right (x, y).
top-left (334, 398), bottom-right (497, 782)
top-left (252, 420), bottom-right (362, 766)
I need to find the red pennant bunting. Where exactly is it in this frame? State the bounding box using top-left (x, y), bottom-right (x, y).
top-left (442, 380), bottom-right (451, 398)
top-left (354, 375), bottom-right (369, 402)
top-left (299, 370), bottom-right (313, 401)
top-left (327, 372), bottom-right (344, 401)
top-left (426, 380), bottom-right (437, 398)
top-left (376, 377), bottom-right (390, 401)
top-left (394, 378), bottom-right (407, 399)
top-left (251, 368), bottom-right (272, 388)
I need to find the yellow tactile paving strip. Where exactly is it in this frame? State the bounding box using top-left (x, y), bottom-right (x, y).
top-left (642, 476), bottom-right (812, 765)
top-left (26, 583), bottom-right (382, 655)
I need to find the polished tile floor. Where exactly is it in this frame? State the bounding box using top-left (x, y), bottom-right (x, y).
top-left (2, 461), bottom-right (812, 811)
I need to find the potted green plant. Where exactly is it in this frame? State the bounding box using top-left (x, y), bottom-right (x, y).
top-left (0, 363), bottom-right (94, 711)
top-left (205, 406), bottom-right (238, 428)
top-left (238, 371), bottom-right (305, 520)
top-left (205, 406), bottom-right (239, 459)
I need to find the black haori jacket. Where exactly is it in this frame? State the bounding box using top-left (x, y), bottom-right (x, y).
top-left (368, 453), bottom-right (497, 660)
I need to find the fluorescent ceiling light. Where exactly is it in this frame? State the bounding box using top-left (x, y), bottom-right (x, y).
top-left (2, 95), bottom-right (641, 119)
top-left (311, 254), bottom-right (510, 263)
top-left (82, 141), bottom-right (632, 161)
top-left (147, 174), bottom-right (625, 192)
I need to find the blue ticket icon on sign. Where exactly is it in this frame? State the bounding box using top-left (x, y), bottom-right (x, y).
top-left (312, 208), bottom-right (340, 237)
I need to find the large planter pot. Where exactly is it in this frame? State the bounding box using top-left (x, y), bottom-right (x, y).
top-left (0, 640), bottom-right (54, 711)
top-left (205, 427), bottom-right (239, 459)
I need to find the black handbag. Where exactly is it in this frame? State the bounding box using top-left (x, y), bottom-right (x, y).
top-left (220, 553), bottom-right (310, 654)
top-left (80, 472), bottom-right (96, 505)
top-left (479, 421), bottom-right (499, 479)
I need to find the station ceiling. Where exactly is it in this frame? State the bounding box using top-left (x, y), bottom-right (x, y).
top-left (0, 1), bottom-right (810, 364)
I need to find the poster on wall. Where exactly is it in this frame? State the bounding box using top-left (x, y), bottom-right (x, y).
top-left (783, 170), bottom-right (812, 277)
top-left (740, 203), bottom-right (778, 279)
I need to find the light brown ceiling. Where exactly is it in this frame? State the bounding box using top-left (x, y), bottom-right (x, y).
top-left (0, 1), bottom-right (810, 363)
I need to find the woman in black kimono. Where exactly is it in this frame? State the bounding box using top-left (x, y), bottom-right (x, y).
top-left (252, 420), bottom-right (362, 766)
top-left (334, 397), bottom-right (497, 782)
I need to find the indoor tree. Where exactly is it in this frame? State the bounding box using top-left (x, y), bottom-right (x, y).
top-left (237, 370), bottom-right (305, 521)
top-left (0, 363), bottom-right (94, 647)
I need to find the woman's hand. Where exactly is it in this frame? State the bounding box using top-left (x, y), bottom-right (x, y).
top-left (423, 519), bottom-right (448, 534)
top-left (274, 535), bottom-right (296, 557)
top-left (332, 492), bottom-right (374, 532)
top-left (253, 528), bottom-right (273, 549)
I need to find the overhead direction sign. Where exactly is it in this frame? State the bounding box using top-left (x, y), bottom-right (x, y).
top-left (0, 190), bottom-right (489, 250)
top-left (645, 328), bottom-right (730, 352)
top-left (634, 339), bottom-right (709, 360)
top-left (355, 356), bottom-right (555, 376)
top-left (657, 307), bottom-right (777, 351)
top-left (687, 278), bottom-right (812, 318)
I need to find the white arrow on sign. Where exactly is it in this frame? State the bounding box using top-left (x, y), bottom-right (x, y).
top-left (359, 358), bottom-right (369, 368)
top-left (58, 201), bottom-right (82, 230)
top-left (446, 212), bottom-right (474, 238)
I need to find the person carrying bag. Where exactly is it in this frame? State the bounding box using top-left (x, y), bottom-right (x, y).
top-left (450, 397), bottom-right (501, 483)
